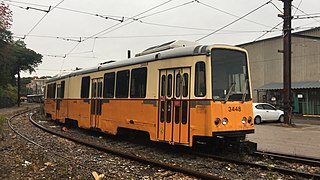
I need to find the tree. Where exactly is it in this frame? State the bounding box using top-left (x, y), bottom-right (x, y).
top-left (12, 41), bottom-right (43, 106)
top-left (0, 2), bottom-right (13, 86)
top-left (0, 2), bottom-right (42, 107)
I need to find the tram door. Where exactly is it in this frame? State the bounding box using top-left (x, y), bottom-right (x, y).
top-left (90, 78), bottom-right (103, 128)
top-left (158, 68), bottom-right (190, 144)
top-left (56, 81), bottom-right (65, 120)
top-left (56, 83), bottom-right (62, 120)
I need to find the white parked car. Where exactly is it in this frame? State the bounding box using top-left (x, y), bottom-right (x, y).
top-left (252, 103), bottom-right (284, 124)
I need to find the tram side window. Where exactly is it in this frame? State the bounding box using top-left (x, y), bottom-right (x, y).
top-left (167, 74), bottom-right (172, 97)
top-left (92, 81), bottom-right (97, 98)
top-left (52, 83), bottom-right (56, 99)
top-left (195, 62), bottom-right (206, 97)
top-left (183, 73), bottom-right (188, 97)
top-left (57, 81), bottom-right (65, 99)
top-left (97, 81), bottom-right (102, 98)
top-left (61, 81), bottom-right (65, 98)
top-left (47, 83), bottom-right (56, 99)
top-left (46, 84), bottom-right (50, 98)
top-left (103, 72), bottom-right (115, 98)
top-left (81, 76), bottom-right (90, 98)
top-left (116, 70), bottom-right (129, 98)
top-left (46, 85), bottom-right (49, 98)
top-left (161, 75), bottom-right (166, 96)
top-left (176, 74), bottom-right (181, 97)
top-left (47, 84), bottom-right (50, 98)
top-left (130, 67), bottom-right (147, 98)
top-left (57, 84), bottom-right (61, 98)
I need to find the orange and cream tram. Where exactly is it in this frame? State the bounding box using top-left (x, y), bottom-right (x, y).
top-left (44, 40), bottom-right (254, 146)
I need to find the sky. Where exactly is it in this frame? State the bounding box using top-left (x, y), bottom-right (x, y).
top-left (3, 0), bottom-right (320, 77)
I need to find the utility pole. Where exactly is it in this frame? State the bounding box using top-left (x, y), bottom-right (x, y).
top-left (280, 0), bottom-right (293, 125)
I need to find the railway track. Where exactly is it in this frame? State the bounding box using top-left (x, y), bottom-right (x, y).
top-left (253, 150), bottom-right (320, 167)
top-left (28, 111), bottom-right (223, 180)
top-left (190, 151), bottom-right (320, 179)
top-left (6, 109), bottom-right (109, 178)
top-left (24, 110), bottom-right (320, 179)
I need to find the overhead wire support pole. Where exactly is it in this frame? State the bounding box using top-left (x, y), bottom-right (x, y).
top-left (280, 0), bottom-right (293, 125)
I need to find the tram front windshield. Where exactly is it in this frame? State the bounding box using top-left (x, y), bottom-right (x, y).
top-left (211, 49), bottom-right (250, 101)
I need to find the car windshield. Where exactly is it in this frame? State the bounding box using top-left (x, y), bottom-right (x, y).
top-left (211, 48), bottom-right (250, 101)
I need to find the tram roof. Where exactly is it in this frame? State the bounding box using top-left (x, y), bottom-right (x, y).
top-left (47, 44), bottom-right (210, 83)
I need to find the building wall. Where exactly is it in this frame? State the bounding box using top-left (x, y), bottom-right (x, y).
top-left (26, 78), bottom-right (48, 95)
top-left (240, 28), bottom-right (320, 102)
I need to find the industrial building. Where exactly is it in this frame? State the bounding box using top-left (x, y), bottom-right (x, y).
top-left (239, 27), bottom-right (320, 116)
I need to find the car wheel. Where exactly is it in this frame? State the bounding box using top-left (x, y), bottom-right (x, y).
top-left (278, 115), bottom-right (284, 123)
top-left (254, 116), bottom-right (262, 124)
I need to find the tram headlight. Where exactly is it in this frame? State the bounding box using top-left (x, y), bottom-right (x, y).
top-left (248, 116), bottom-right (252, 124)
top-left (222, 118), bottom-right (228, 125)
top-left (214, 118), bottom-right (221, 126)
top-left (242, 117), bottom-right (247, 124)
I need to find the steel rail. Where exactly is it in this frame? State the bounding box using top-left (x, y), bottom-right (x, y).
top-left (254, 150), bottom-right (320, 167)
top-left (7, 109), bottom-right (107, 177)
top-left (29, 112), bottom-right (224, 180)
top-left (191, 151), bottom-right (320, 179)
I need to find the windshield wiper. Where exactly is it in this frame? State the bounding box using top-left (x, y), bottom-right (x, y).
top-left (242, 79), bottom-right (248, 102)
top-left (225, 82), bottom-right (236, 103)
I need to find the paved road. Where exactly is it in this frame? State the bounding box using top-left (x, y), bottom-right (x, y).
top-left (248, 120), bottom-right (320, 159)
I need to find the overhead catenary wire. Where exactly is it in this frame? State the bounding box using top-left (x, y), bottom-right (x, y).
top-left (95, 0), bottom-right (193, 38)
top-left (23, 0), bottom-right (65, 39)
top-left (7, 0), bottom-right (318, 40)
top-left (292, 4), bottom-right (320, 24)
top-left (196, 0), bottom-right (276, 29)
top-left (196, 0), bottom-right (273, 42)
top-left (294, 15), bottom-right (320, 20)
top-left (8, 0), bottom-right (289, 42)
top-left (293, 0), bottom-right (302, 16)
top-left (6, 0), bottom-right (125, 22)
top-left (253, 21), bottom-right (282, 42)
top-left (6, 0), bottom-right (319, 76)
top-left (251, 0), bottom-right (288, 42)
top-left (138, 20), bottom-right (283, 33)
top-left (268, 1), bottom-right (283, 13)
top-left (291, 4), bottom-right (320, 32)
top-left (14, 24), bottom-right (316, 44)
top-left (60, 0), bottom-right (174, 71)
top-left (4, 0), bottom-right (48, 8)
top-left (136, 0), bottom-right (195, 20)
top-left (64, 0), bottom-right (175, 56)
top-left (12, 27), bottom-right (285, 42)
top-left (7, 0), bottom-right (284, 34)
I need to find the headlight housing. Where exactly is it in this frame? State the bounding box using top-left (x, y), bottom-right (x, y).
top-left (214, 118), bottom-right (221, 126)
top-left (248, 116), bottom-right (252, 124)
top-left (242, 117), bottom-right (247, 124)
top-left (222, 118), bottom-right (228, 125)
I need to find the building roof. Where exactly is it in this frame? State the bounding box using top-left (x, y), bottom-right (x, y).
top-left (238, 27), bottom-right (320, 46)
top-left (256, 80), bottom-right (320, 90)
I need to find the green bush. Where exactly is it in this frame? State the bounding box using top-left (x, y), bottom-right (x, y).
top-left (0, 84), bottom-right (17, 108)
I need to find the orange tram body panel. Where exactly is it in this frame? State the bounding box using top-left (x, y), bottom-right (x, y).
top-left (44, 41), bottom-right (254, 146)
